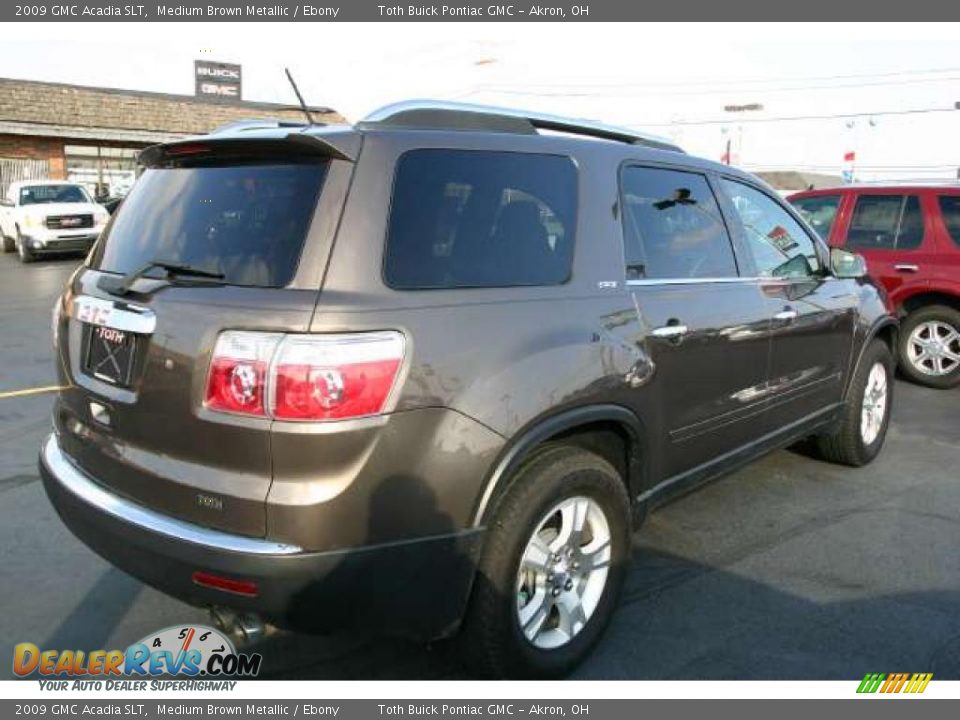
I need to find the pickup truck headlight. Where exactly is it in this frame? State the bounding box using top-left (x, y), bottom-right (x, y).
top-left (23, 214), bottom-right (42, 229)
top-left (93, 209), bottom-right (109, 226)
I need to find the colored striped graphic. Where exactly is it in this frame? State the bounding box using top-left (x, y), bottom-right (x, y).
top-left (857, 672), bottom-right (932, 694)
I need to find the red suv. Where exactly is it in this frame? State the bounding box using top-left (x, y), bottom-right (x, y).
top-left (790, 184), bottom-right (960, 388)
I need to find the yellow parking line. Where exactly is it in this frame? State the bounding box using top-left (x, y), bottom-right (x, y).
top-left (0, 385), bottom-right (69, 399)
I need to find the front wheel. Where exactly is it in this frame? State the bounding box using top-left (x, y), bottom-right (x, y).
top-left (460, 445), bottom-right (631, 678)
top-left (898, 305), bottom-right (960, 389)
top-left (15, 229), bottom-right (34, 264)
top-left (815, 339), bottom-right (894, 466)
top-left (1, 232), bottom-right (14, 253)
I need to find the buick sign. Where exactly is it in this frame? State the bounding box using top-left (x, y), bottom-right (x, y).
top-left (194, 60), bottom-right (242, 102)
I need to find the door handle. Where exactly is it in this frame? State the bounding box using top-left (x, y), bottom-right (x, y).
top-left (895, 264), bottom-right (919, 273)
top-left (774, 308), bottom-right (798, 322)
top-left (651, 323), bottom-right (689, 339)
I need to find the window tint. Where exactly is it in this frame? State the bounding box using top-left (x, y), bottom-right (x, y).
top-left (20, 184), bottom-right (90, 205)
top-left (384, 150), bottom-right (576, 289)
top-left (790, 194), bottom-right (840, 241)
top-left (847, 195), bottom-right (923, 250)
top-left (619, 167), bottom-right (736, 280)
top-left (938, 195), bottom-right (960, 247)
top-left (721, 179), bottom-right (820, 278)
top-left (90, 163), bottom-right (327, 288)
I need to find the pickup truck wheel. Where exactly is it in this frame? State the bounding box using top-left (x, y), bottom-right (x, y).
top-left (898, 305), bottom-right (960, 389)
top-left (815, 339), bottom-right (894, 467)
top-left (1, 232), bottom-right (13, 253)
top-left (15, 230), bottom-right (34, 264)
top-left (460, 445), bottom-right (630, 678)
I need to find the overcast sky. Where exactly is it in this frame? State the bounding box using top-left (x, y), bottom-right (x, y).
top-left (4, 22), bottom-right (960, 180)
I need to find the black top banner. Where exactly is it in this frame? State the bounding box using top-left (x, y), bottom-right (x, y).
top-left (4, 0), bottom-right (956, 21)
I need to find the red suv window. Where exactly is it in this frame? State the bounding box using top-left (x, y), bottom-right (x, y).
top-left (847, 195), bottom-right (924, 251)
top-left (938, 195), bottom-right (960, 247)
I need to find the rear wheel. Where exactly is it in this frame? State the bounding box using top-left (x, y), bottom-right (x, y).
top-left (1, 231), bottom-right (13, 253)
top-left (815, 339), bottom-right (894, 466)
top-left (898, 305), bottom-right (960, 389)
top-left (460, 445), bottom-right (630, 678)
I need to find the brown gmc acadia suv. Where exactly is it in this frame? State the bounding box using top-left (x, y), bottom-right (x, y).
top-left (40, 101), bottom-right (896, 678)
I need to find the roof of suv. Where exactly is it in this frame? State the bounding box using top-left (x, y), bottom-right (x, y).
top-left (791, 182), bottom-right (960, 198)
top-left (139, 99), bottom-right (773, 191)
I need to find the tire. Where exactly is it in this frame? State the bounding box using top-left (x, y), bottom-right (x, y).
top-left (897, 305), bottom-right (960, 389)
top-left (1, 232), bottom-right (13, 253)
top-left (15, 229), bottom-right (33, 264)
top-left (460, 445), bottom-right (631, 678)
top-left (815, 339), bottom-right (894, 467)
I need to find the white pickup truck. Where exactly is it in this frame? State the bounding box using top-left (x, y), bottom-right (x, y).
top-left (0, 180), bottom-right (109, 263)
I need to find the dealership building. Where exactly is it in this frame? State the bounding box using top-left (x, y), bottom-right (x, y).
top-left (0, 75), bottom-right (343, 198)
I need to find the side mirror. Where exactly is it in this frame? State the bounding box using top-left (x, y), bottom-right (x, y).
top-left (830, 247), bottom-right (867, 279)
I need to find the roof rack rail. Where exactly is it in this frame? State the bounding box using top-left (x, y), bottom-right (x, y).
top-left (209, 118), bottom-right (310, 135)
top-left (360, 100), bottom-right (683, 153)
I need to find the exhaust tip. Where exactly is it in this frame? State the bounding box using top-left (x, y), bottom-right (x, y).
top-left (209, 606), bottom-right (266, 647)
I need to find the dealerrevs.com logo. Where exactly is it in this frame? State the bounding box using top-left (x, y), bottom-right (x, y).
top-left (13, 625), bottom-right (262, 689)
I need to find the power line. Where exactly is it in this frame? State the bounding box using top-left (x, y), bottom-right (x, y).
top-left (452, 65), bottom-right (960, 93)
top-left (466, 73), bottom-right (960, 99)
top-left (633, 106), bottom-right (958, 127)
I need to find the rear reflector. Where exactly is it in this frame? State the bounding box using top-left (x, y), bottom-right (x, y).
top-left (191, 571), bottom-right (259, 597)
top-left (204, 331), bottom-right (405, 422)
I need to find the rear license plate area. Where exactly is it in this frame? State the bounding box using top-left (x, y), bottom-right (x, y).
top-left (82, 324), bottom-right (137, 387)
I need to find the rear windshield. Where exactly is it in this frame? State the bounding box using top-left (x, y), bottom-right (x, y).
top-left (21, 184), bottom-right (91, 205)
top-left (384, 149), bottom-right (577, 289)
top-left (790, 194), bottom-right (841, 241)
top-left (89, 162), bottom-right (327, 288)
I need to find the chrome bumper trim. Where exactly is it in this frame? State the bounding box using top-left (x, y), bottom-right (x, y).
top-left (41, 434), bottom-right (302, 556)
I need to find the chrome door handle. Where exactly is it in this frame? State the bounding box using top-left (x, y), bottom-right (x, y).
top-left (774, 309), bottom-right (798, 322)
top-left (651, 324), bottom-right (689, 339)
top-left (895, 264), bottom-right (919, 273)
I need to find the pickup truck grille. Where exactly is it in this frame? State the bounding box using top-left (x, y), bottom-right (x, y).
top-left (46, 214), bottom-right (93, 230)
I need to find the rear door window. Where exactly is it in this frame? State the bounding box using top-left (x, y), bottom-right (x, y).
top-left (938, 195), bottom-right (960, 247)
top-left (619, 166), bottom-right (737, 280)
top-left (90, 162), bottom-right (328, 288)
top-left (790, 194), bottom-right (841, 241)
top-left (384, 150), bottom-right (577, 289)
top-left (846, 194), bottom-right (924, 250)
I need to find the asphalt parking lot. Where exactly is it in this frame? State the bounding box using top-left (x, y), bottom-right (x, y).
top-left (1, 251), bottom-right (959, 680)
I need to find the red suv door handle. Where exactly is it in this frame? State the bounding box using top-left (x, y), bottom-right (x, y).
top-left (895, 264), bottom-right (919, 273)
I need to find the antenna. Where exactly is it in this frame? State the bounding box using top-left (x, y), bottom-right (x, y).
top-left (284, 67), bottom-right (315, 126)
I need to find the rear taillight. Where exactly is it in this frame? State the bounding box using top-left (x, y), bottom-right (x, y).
top-left (204, 331), bottom-right (405, 422)
top-left (204, 331), bottom-right (283, 417)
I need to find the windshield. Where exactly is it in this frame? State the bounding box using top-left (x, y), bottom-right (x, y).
top-left (20, 184), bottom-right (91, 205)
top-left (89, 162), bottom-right (328, 288)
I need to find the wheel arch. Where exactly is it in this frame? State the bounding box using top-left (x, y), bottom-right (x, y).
top-left (897, 289), bottom-right (960, 316)
top-left (471, 404), bottom-right (649, 529)
top-left (844, 317), bottom-right (899, 402)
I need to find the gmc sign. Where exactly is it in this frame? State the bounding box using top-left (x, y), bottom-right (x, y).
top-left (194, 60), bottom-right (242, 102)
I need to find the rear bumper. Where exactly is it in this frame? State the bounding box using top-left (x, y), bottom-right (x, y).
top-left (40, 433), bottom-right (484, 640)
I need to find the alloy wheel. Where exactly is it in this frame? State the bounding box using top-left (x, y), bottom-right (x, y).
top-left (860, 362), bottom-right (888, 446)
top-left (515, 496), bottom-right (611, 650)
top-left (907, 320), bottom-right (960, 377)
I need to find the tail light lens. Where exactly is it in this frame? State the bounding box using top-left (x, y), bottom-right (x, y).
top-left (204, 331), bottom-right (405, 422)
top-left (204, 331), bottom-right (283, 417)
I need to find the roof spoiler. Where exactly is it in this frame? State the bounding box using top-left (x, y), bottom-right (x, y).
top-left (139, 130), bottom-right (355, 167)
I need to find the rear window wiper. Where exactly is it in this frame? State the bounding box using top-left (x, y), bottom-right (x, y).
top-left (98, 259), bottom-right (226, 297)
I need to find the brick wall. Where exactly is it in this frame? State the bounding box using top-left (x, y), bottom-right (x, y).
top-left (0, 77), bottom-right (344, 135)
top-left (0, 135), bottom-right (66, 178)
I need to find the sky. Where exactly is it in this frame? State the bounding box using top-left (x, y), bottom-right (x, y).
top-left (3, 22), bottom-right (960, 181)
